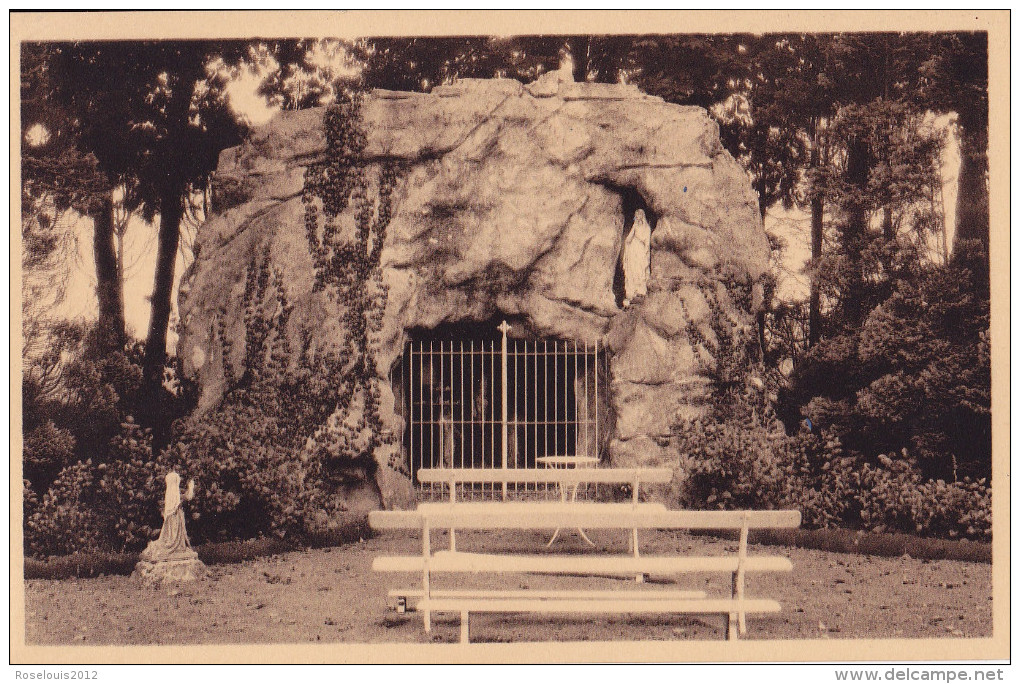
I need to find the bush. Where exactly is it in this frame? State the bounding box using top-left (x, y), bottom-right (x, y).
top-left (23, 418), bottom-right (166, 558)
top-left (677, 412), bottom-right (787, 511)
top-left (774, 432), bottom-right (861, 529)
top-left (164, 399), bottom-right (335, 543)
top-left (93, 418), bottom-right (163, 550)
top-left (21, 319), bottom-right (195, 558)
top-left (23, 420), bottom-right (76, 490)
top-left (23, 478), bottom-right (39, 524)
top-left (25, 460), bottom-right (103, 558)
top-left (857, 452), bottom-right (991, 541)
top-left (162, 253), bottom-right (359, 544)
top-left (674, 387), bottom-right (991, 541)
top-left (781, 245), bottom-right (991, 481)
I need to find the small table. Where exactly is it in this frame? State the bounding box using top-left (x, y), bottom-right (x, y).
top-left (536, 455), bottom-right (599, 546)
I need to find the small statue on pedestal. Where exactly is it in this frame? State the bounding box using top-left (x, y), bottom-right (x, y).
top-left (133, 471), bottom-right (206, 585)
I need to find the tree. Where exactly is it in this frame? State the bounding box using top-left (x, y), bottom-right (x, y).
top-left (21, 43), bottom-right (123, 352)
top-left (740, 35), bottom-right (831, 345)
top-left (359, 37), bottom-right (505, 92)
top-left (917, 32), bottom-right (989, 251)
top-left (563, 35), bottom-right (634, 83)
top-left (251, 39), bottom-right (361, 111)
top-left (782, 241), bottom-right (989, 481)
top-left (628, 34), bottom-right (747, 110)
top-left (715, 34), bottom-right (950, 347)
top-left (47, 40), bottom-right (251, 426)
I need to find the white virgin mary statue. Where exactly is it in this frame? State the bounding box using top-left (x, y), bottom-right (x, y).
top-left (140, 471), bottom-right (198, 562)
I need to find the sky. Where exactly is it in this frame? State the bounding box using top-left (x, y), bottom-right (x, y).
top-left (48, 82), bottom-right (962, 350)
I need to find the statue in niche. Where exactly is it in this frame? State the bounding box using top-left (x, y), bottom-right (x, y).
top-left (622, 208), bottom-right (652, 307)
top-left (133, 471), bottom-right (206, 584)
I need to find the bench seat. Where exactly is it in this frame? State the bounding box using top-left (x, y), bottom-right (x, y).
top-left (370, 504), bottom-right (799, 531)
top-left (388, 588), bottom-right (709, 611)
top-left (422, 597), bottom-right (782, 643)
top-left (373, 551), bottom-right (793, 575)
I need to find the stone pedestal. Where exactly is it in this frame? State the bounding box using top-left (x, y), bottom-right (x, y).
top-left (133, 553), bottom-right (206, 586)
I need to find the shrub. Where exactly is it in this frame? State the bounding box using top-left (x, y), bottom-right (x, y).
top-left (23, 479), bottom-right (39, 525)
top-left (93, 417), bottom-right (163, 550)
top-left (25, 460), bottom-right (103, 558)
top-left (23, 418), bottom-right (167, 558)
top-left (23, 420), bottom-right (76, 491)
top-left (677, 411), bottom-right (787, 511)
top-left (674, 386), bottom-right (991, 541)
top-left (164, 399), bottom-right (335, 543)
top-left (857, 453), bottom-right (991, 541)
top-left (781, 245), bottom-right (991, 482)
top-left (164, 253), bottom-right (353, 543)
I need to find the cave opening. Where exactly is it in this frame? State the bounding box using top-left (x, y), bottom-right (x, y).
top-left (393, 320), bottom-right (609, 496)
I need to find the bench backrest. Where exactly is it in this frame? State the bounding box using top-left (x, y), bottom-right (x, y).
top-left (369, 504), bottom-right (801, 532)
top-left (416, 467), bottom-right (673, 486)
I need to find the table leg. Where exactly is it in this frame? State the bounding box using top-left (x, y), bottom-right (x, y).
top-left (546, 479), bottom-right (568, 547)
top-left (572, 482), bottom-right (595, 545)
top-left (544, 463), bottom-right (596, 547)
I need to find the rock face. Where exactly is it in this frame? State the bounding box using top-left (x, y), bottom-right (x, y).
top-left (178, 74), bottom-right (769, 509)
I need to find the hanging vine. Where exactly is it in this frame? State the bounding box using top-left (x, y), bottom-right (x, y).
top-left (301, 89), bottom-right (405, 471)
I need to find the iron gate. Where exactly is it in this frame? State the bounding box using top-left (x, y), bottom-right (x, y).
top-left (400, 321), bottom-right (608, 499)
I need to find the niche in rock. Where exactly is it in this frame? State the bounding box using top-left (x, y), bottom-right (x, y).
top-left (611, 187), bottom-right (656, 308)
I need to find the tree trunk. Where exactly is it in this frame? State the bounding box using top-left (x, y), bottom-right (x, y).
top-left (841, 136), bottom-right (870, 329)
top-left (142, 70), bottom-right (195, 412)
top-left (808, 194), bottom-right (824, 347)
top-left (143, 190), bottom-right (183, 391)
top-left (882, 206), bottom-right (895, 240)
top-left (807, 120), bottom-right (824, 347)
top-left (754, 193), bottom-right (769, 359)
top-left (953, 123), bottom-right (989, 251)
top-left (89, 193), bottom-right (125, 352)
top-left (568, 37), bottom-right (591, 82)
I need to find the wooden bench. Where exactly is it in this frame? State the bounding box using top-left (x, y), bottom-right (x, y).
top-left (412, 464), bottom-right (669, 579)
top-left (417, 467), bottom-right (674, 577)
top-left (370, 502), bottom-right (801, 643)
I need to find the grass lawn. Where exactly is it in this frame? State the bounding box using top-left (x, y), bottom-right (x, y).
top-left (23, 529), bottom-right (992, 645)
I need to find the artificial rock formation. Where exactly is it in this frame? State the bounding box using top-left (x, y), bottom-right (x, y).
top-left (177, 74), bottom-right (770, 509)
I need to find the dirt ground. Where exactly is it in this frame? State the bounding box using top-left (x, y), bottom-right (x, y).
top-left (23, 529), bottom-right (992, 645)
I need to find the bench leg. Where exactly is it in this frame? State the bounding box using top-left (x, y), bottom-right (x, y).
top-left (460, 611), bottom-right (470, 644)
top-left (732, 570), bottom-right (747, 636)
top-left (632, 528), bottom-right (644, 583)
top-left (423, 524), bottom-right (432, 633)
top-left (736, 517), bottom-right (749, 636)
top-left (727, 613), bottom-right (738, 641)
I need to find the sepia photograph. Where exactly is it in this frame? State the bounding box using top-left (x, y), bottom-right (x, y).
top-left (10, 10), bottom-right (1009, 666)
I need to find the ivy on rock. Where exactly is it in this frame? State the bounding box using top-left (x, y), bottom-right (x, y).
top-left (302, 89), bottom-right (406, 480)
